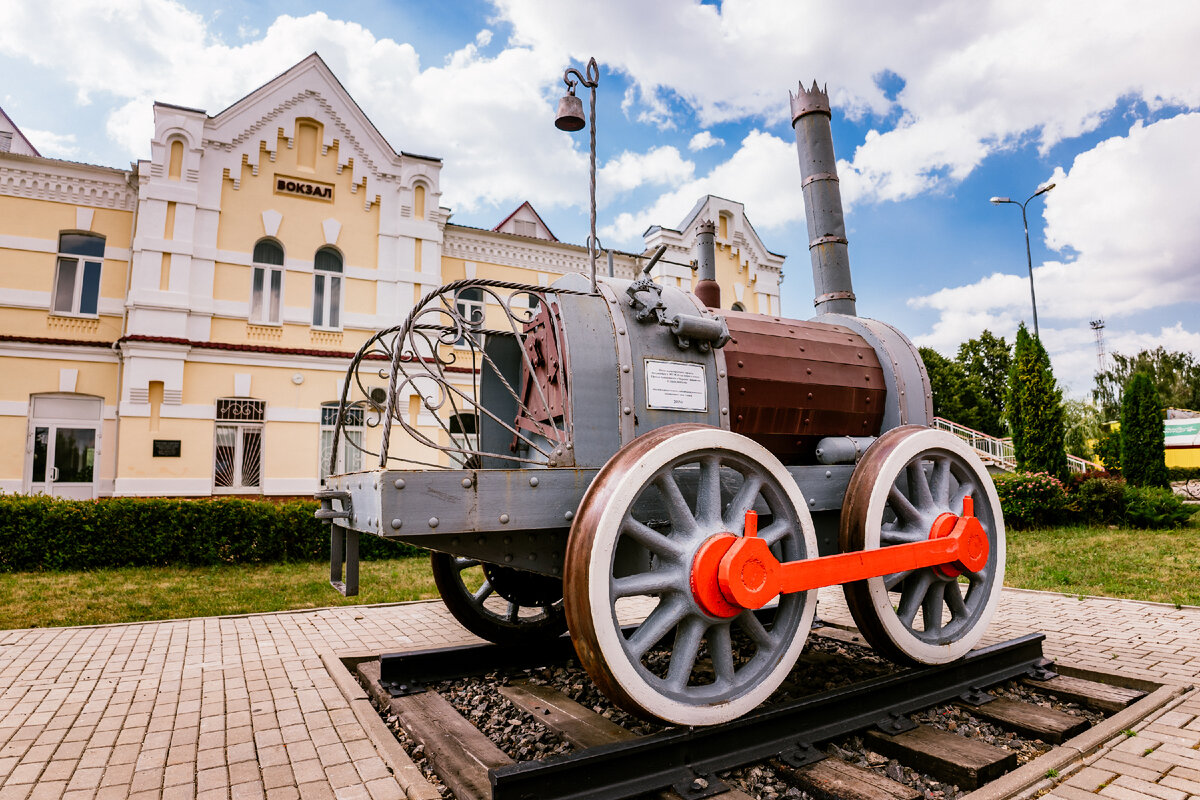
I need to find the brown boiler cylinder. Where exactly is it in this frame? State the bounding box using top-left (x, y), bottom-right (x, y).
top-left (724, 310), bottom-right (886, 462)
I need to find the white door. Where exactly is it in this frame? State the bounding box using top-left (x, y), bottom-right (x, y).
top-left (26, 395), bottom-right (102, 499)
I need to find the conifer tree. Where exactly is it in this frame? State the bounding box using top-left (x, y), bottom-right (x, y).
top-left (1006, 324), bottom-right (1069, 479)
top-left (1119, 372), bottom-right (1168, 487)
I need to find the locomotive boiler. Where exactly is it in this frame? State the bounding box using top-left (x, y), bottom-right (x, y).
top-left (317, 82), bottom-right (1006, 726)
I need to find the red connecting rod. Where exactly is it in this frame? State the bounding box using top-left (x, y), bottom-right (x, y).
top-left (691, 499), bottom-right (990, 618)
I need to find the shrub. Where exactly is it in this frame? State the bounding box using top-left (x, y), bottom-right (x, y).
top-left (993, 471), bottom-right (1066, 530)
top-left (1068, 476), bottom-right (1127, 525)
top-left (1095, 428), bottom-right (1122, 475)
top-left (1121, 485), bottom-right (1197, 529)
top-left (0, 495), bottom-right (418, 572)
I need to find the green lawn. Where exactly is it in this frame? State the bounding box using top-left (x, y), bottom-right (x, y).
top-left (0, 557), bottom-right (443, 629)
top-left (1003, 516), bottom-right (1200, 606)
top-left (1, 516), bottom-right (1198, 629)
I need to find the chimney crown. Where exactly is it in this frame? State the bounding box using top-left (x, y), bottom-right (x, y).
top-left (789, 80), bottom-right (831, 125)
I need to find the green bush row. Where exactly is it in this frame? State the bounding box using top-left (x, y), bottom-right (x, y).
top-left (1168, 466), bottom-right (1200, 482)
top-left (0, 495), bottom-right (420, 572)
top-left (993, 471), bottom-right (1196, 530)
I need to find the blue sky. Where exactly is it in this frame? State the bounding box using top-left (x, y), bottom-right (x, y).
top-left (4, 0), bottom-right (1199, 399)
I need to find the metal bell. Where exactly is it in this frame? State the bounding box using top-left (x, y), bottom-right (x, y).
top-left (554, 91), bottom-right (585, 131)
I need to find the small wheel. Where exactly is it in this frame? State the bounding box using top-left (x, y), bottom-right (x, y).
top-left (431, 552), bottom-right (567, 645)
top-left (564, 424), bottom-right (817, 726)
top-left (840, 426), bottom-right (1006, 665)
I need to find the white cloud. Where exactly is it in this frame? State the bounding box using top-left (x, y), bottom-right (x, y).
top-left (21, 129), bottom-right (79, 159)
top-left (688, 131), bottom-right (723, 151)
top-left (598, 146), bottom-right (694, 203)
top-left (495, 0), bottom-right (1200, 205)
top-left (910, 113), bottom-right (1200, 395)
top-left (601, 130), bottom-right (803, 244)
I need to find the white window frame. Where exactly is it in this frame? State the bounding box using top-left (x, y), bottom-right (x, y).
top-left (312, 248), bottom-right (343, 330)
top-left (52, 233), bottom-right (105, 317)
top-left (319, 403), bottom-right (363, 482)
top-left (213, 398), bottom-right (265, 493)
top-left (250, 240), bottom-right (284, 326)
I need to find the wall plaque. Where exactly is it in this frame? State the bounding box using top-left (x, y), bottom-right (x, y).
top-left (153, 439), bottom-right (181, 457)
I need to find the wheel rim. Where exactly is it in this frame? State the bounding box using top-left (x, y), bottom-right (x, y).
top-left (841, 426), bottom-right (1006, 664)
top-left (431, 552), bottom-right (566, 643)
top-left (565, 425), bottom-right (817, 726)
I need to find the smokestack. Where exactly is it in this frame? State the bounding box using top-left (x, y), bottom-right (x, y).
top-left (694, 220), bottom-right (720, 308)
top-left (790, 81), bottom-right (856, 316)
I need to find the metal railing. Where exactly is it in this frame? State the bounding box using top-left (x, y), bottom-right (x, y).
top-left (932, 417), bottom-right (1095, 475)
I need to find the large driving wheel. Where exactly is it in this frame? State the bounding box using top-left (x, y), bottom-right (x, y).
top-left (564, 424), bottom-right (817, 726)
top-left (431, 552), bottom-right (567, 645)
top-left (841, 426), bottom-right (1006, 665)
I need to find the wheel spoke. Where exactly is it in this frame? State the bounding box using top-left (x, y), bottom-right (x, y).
top-left (665, 616), bottom-right (706, 691)
top-left (655, 472), bottom-right (697, 533)
top-left (472, 580), bottom-right (494, 604)
top-left (758, 520), bottom-right (789, 547)
top-left (626, 596), bottom-right (688, 659)
top-left (922, 581), bottom-right (947, 633)
top-left (696, 456), bottom-right (723, 525)
top-left (931, 457), bottom-right (951, 506)
top-left (908, 461), bottom-right (934, 511)
top-left (454, 557), bottom-right (481, 571)
top-left (709, 623), bottom-right (735, 685)
top-left (621, 518), bottom-right (686, 559)
top-left (737, 610), bottom-right (774, 648)
top-left (881, 527), bottom-right (924, 545)
top-left (883, 569), bottom-right (912, 590)
top-left (888, 484), bottom-right (923, 526)
top-left (897, 571), bottom-right (933, 626)
top-left (724, 474), bottom-right (764, 529)
top-left (951, 482), bottom-right (976, 514)
top-left (613, 570), bottom-right (681, 599)
top-left (945, 582), bottom-right (969, 620)
top-left (506, 602), bottom-right (520, 622)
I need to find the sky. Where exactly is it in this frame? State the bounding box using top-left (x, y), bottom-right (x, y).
top-left (3, 0), bottom-right (1199, 401)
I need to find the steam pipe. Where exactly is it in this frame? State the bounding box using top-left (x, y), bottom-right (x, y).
top-left (790, 81), bottom-right (856, 316)
top-left (694, 220), bottom-right (720, 308)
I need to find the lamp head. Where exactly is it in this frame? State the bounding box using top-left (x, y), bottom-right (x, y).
top-left (554, 88), bottom-right (586, 132)
top-left (990, 196), bottom-right (1010, 204)
top-left (1034, 182), bottom-right (1056, 197)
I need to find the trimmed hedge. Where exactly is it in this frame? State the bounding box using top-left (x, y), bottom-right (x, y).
top-left (993, 470), bottom-right (1196, 530)
top-left (1169, 467), bottom-right (1200, 482)
top-left (0, 495), bottom-right (419, 572)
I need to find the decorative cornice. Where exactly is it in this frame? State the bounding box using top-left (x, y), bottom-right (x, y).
top-left (0, 157), bottom-right (136, 211)
top-left (443, 226), bottom-right (591, 275)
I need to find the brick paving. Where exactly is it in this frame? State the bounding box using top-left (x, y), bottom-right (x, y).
top-left (0, 587), bottom-right (1197, 799)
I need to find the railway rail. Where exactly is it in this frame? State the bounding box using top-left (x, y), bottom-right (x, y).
top-left (346, 626), bottom-right (1181, 800)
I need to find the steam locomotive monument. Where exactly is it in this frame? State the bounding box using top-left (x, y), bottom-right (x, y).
top-left (316, 80), bottom-right (1006, 726)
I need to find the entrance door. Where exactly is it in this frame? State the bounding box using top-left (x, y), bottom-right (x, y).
top-left (26, 395), bottom-right (102, 499)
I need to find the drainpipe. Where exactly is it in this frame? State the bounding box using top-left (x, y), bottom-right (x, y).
top-left (790, 81), bottom-right (856, 317)
top-left (693, 220), bottom-right (720, 309)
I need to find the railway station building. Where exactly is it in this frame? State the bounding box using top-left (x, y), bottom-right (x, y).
top-left (0, 54), bottom-right (785, 499)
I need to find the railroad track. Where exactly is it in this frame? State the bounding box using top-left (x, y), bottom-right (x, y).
top-left (348, 627), bottom-right (1179, 800)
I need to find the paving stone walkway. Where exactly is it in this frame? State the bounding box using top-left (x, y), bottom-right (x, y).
top-left (0, 587), bottom-right (1197, 800)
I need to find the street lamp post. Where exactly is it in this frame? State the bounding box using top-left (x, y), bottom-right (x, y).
top-left (990, 183), bottom-right (1055, 339)
top-left (554, 57), bottom-right (600, 293)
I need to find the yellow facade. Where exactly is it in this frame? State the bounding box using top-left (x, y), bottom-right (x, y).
top-left (0, 54), bottom-right (785, 498)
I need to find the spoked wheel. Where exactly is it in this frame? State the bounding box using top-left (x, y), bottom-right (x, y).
top-left (841, 425), bottom-right (1006, 665)
top-left (431, 552), bottom-right (567, 645)
top-left (564, 424), bottom-right (818, 726)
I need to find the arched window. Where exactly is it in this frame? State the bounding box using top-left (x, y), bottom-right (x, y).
top-left (250, 239), bottom-right (284, 324)
top-left (53, 233), bottom-right (105, 316)
top-left (731, 301), bottom-right (746, 312)
top-left (312, 247), bottom-right (343, 328)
